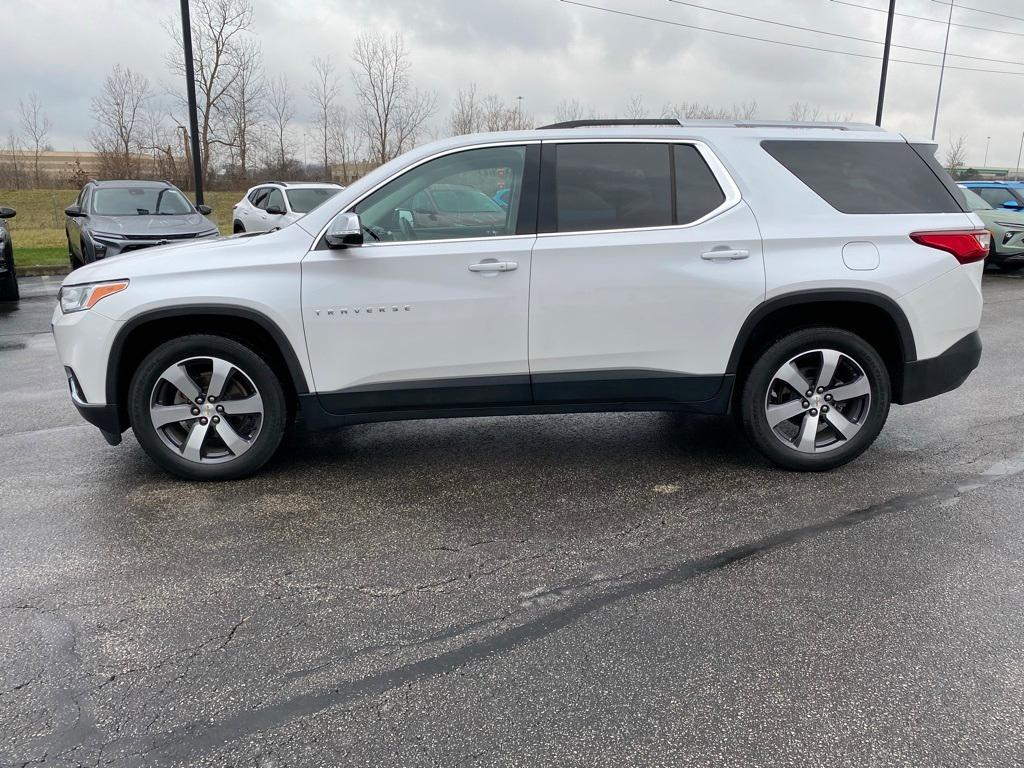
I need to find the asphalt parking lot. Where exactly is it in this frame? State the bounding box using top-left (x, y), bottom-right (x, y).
top-left (2, 273), bottom-right (1024, 767)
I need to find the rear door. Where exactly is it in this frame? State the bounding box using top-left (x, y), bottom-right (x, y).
top-left (529, 140), bottom-right (764, 405)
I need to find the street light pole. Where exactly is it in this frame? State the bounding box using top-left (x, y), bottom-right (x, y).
top-left (930, 0), bottom-right (954, 140)
top-left (180, 0), bottom-right (204, 206)
top-left (1014, 130), bottom-right (1024, 181)
top-left (875, 0), bottom-right (896, 127)
top-left (984, 136), bottom-right (991, 167)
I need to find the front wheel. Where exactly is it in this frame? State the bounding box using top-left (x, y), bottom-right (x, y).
top-left (127, 335), bottom-right (288, 480)
top-left (740, 328), bottom-right (891, 471)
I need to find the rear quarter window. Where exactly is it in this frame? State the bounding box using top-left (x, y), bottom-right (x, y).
top-left (761, 140), bottom-right (965, 214)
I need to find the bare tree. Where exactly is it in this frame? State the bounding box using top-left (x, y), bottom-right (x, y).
top-left (732, 99), bottom-right (759, 120)
top-left (90, 65), bottom-right (152, 178)
top-left (622, 95), bottom-right (647, 120)
top-left (945, 134), bottom-right (969, 179)
top-left (224, 37), bottom-right (264, 181)
top-left (266, 74), bottom-right (294, 173)
top-left (307, 56), bottom-right (339, 178)
top-left (554, 98), bottom-right (595, 123)
top-left (352, 31), bottom-right (437, 164)
top-left (2, 130), bottom-right (23, 190)
top-left (449, 83), bottom-right (482, 135)
top-left (164, 0), bottom-right (255, 186)
top-left (662, 101), bottom-right (731, 121)
top-left (787, 101), bottom-right (822, 122)
top-left (19, 92), bottom-right (52, 187)
top-left (480, 94), bottom-right (532, 131)
top-left (329, 108), bottom-right (361, 184)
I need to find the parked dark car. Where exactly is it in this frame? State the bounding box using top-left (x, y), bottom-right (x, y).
top-left (0, 206), bottom-right (18, 302)
top-left (65, 180), bottom-right (219, 270)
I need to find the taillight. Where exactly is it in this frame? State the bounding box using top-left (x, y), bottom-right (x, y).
top-left (910, 229), bottom-right (990, 264)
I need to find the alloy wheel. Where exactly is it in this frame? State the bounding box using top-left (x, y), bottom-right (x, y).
top-left (764, 348), bottom-right (871, 454)
top-left (149, 356), bottom-right (264, 464)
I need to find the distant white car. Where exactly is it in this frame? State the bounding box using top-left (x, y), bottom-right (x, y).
top-left (232, 182), bottom-right (344, 233)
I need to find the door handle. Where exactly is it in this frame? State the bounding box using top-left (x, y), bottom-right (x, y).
top-left (701, 249), bottom-right (750, 261)
top-left (468, 261), bottom-right (518, 273)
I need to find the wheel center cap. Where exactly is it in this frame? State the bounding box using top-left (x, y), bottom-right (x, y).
top-left (812, 394), bottom-right (823, 407)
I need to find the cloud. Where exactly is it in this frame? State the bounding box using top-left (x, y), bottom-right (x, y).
top-left (3, 0), bottom-right (1024, 167)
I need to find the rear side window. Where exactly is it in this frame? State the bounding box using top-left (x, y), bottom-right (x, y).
top-left (554, 143), bottom-right (672, 232)
top-left (674, 144), bottom-right (726, 223)
top-left (762, 140), bottom-right (964, 214)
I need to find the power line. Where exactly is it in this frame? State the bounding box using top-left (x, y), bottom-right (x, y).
top-left (831, 0), bottom-right (1024, 39)
top-left (667, 0), bottom-right (1024, 67)
top-left (560, 0), bottom-right (1024, 75)
top-left (931, 0), bottom-right (1024, 26)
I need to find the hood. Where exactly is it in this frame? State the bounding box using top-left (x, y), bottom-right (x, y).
top-left (88, 213), bottom-right (217, 237)
top-left (61, 225), bottom-right (312, 287)
top-left (976, 207), bottom-right (1024, 226)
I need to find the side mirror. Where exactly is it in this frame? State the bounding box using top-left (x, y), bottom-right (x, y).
top-left (65, 205), bottom-right (85, 218)
top-left (325, 212), bottom-right (363, 248)
top-left (1002, 200), bottom-right (1022, 210)
top-left (0, 207), bottom-right (15, 219)
top-left (197, 204), bottom-right (213, 215)
top-left (266, 205), bottom-right (285, 215)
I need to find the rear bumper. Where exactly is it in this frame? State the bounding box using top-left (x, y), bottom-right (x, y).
top-left (896, 331), bottom-right (981, 404)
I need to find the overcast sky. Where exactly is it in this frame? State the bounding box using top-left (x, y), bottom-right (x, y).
top-left (4, 0), bottom-right (1024, 167)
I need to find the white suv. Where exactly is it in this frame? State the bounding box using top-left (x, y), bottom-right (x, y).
top-left (232, 181), bottom-right (343, 233)
top-left (52, 121), bottom-right (986, 480)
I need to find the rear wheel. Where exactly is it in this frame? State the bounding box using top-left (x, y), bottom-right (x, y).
top-left (740, 327), bottom-right (890, 471)
top-left (233, 220), bottom-right (246, 234)
top-left (128, 335), bottom-right (288, 480)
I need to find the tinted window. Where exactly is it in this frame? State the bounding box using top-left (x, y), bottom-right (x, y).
top-left (762, 140), bottom-right (963, 214)
top-left (286, 188), bottom-right (341, 214)
top-left (674, 144), bottom-right (726, 223)
top-left (355, 145), bottom-right (526, 242)
top-left (974, 187), bottom-right (1023, 209)
top-left (92, 187), bottom-right (193, 216)
top-left (266, 188), bottom-right (285, 211)
top-left (960, 188), bottom-right (992, 211)
top-left (555, 143), bottom-right (671, 232)
top-left (247, 188), bottom-right (262, 204)
top-left (252, 188), bottom-right (270, 209)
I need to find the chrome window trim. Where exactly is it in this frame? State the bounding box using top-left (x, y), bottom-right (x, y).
top-left (313, 140), bottom-right (540, 248)
top-left (313, 137), bottom-right (741, 248)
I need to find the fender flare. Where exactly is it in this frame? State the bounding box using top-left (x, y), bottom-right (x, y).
top-left (725, 289), bottom-right (917, 374)
top-left (105, 304), bottom-right (310, 405)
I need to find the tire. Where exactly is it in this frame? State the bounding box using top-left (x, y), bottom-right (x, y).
top-left (740, 327), bottom-right (891, 472)
top-left (68, 238), bottom-right (83, 270)
top-left (0, 244), bottom-right (19, 302)
top-left (233, 220), bottom-right (245, 234)
top-left (127, 334), bottom-right (288, 481)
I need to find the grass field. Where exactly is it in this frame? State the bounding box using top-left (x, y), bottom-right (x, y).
top-left (1, 189), bottom-right (245, 268)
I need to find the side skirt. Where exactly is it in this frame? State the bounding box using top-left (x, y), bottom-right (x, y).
top-left (299, 374), bottom-right (734, 430)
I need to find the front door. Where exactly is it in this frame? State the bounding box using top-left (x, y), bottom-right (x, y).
top-left (301, 143), bottom-right (539, 414)
top-left (529, 140), bottom-right (764, 405)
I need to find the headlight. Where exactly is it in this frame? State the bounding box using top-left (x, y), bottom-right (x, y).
top-left (198, 229), bottom-right (219, 237)
top-left (994, 221), bottom-right (1022, 229)
top-left (89, 231), bottom-right (125, 241)
top-left (59, 280), bottom-right (129, 313)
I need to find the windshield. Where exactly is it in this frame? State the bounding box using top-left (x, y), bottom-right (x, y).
top-left (92, 187), bottom-right (194, 216)
top-left (286, 188), bottom-right (341, 214)
top-left (961, 188), bottom-right (993, 211)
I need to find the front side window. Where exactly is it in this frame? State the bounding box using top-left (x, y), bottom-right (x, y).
top-left (266, 188), bottom-right (286, 211)
top-left (975, 187), bottom-right (1024, 209)
top-left (354, 145), bottom-right (527, 242)
top-left (92, 187), bottom-right (194, 216)
top-left (961, 188), bottom-right (993, 212)
top-left (554, 143), bottom-right (672, 232)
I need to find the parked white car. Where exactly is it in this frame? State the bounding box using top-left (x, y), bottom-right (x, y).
top-left (232, 182), bottom-right (344, 233)
top-left (53, 120), bottom-right (985, 480)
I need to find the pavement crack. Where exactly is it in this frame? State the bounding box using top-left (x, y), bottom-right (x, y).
top-left (136, 446), bottom-right (1024, 761)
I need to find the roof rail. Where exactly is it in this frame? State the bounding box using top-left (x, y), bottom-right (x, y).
top-left (540, 119), bottom-right (682, 129)
top-left (265, 180), bottom-right (289, 187)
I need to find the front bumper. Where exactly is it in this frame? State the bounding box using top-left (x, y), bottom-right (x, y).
top-left (896, 331), bottom-right (982, 404)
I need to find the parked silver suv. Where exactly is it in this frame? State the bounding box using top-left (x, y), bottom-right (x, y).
top-left (64, 180), bottom-right (219, 269)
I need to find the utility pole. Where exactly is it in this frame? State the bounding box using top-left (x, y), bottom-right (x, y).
top-left (180, 0), bottom-right (204, 206)
top-left (931, 0), bottom-right (954, 140)
top-left (984, 136), bottom-right (991, 167)
top-left (875, 0), bottom-right (896, 127)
